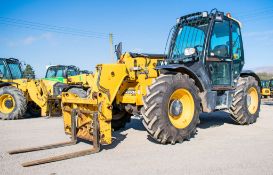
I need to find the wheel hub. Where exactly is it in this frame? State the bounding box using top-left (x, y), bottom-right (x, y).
top-left (0, 94), bottom-right (15, 114)
top-left (170, 100), bottom-right (183, 116)
top-left (5, 99), bottom-right (13, 109)
top-left (247, 87), bottom-right (259, 114)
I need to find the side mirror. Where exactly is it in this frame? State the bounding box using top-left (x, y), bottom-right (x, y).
top-left (115, 42), bottom-right (122, 60)
top-left (184, 48), bottom-right (196, 57)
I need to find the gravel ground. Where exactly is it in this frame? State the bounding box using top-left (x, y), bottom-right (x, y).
top-left (1, 101), bottom-right (273, 175)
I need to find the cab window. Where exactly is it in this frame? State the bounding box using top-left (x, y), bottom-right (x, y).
top-left (209, 20), bottom-right (230, 58)
top-left (56, 69), bottom-right (64, 77)
top-left (67, 68), bottom-right (78, 77)
top-left (8, 63), bottom-right (22, 79)
top-left (231, 21), bottom-right (243, 60)
top-left (0, 60), bottom-right (11, 79)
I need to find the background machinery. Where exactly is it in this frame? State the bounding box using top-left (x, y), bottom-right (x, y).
top-left (0, 58), bottom-right (86, 119)
top-left (45, 65), bottom-right (80, 83)
top-left (9, 10), bottom-right (261, 166)
top-left (270, 79), bottom-right (273, 98)
top-left (45, 64), bottom-right (91, 96)
top-left (261, 80), bottom-right (270, 98)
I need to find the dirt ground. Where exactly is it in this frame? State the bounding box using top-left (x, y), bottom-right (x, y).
top-left (1, 101), bottom-right (273, 175)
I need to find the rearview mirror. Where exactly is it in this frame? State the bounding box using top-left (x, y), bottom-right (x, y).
top-left (115, 42), bottom-right (122, 60)
top-left (184, 48), bottom-right (196, 56)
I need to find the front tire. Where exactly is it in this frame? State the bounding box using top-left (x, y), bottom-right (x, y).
top-left (142, 73), bottom-right (200, 144)
top-left (229, 76), bottom-right (261, 124)
top-left (0, 86), bottom-right (27, 120)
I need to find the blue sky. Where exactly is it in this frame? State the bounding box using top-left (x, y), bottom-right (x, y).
top-left (0, 0), bottom-right (273, 77)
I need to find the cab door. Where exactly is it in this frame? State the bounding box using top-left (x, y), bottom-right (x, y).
top-left (206, 19), bottom-right (233, 90)
top-left (231, 20), bottom-right (244, 79)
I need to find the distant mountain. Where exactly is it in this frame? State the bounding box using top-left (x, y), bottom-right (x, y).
top-left (253, 66), bottom-right (273, 73)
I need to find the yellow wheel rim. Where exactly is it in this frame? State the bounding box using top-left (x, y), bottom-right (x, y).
top-left (247, 87), bottom-right (259, 114)
top-left (168, 88), bottom-right (195, 129)
top-left (0, 94), bottom-right (15, 114)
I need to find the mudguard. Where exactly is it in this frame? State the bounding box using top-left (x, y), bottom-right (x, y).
top-left (240, 70), bottom-right (261, 87)
top-left (156, 64), bottom-right (206, 92)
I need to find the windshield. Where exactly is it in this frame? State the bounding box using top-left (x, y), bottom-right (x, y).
top-left (270, 80), bottom-right (273, 87)
top-left (0, 60), bottom-right (22, 79)
top-left (46, 66), bottom-right (65, 78)
top-left (261, 80), bottom-right (270, 88)
top-left (169, 19), bottom-right (209, 60)
top-left (67, 67), bottom-right (79, 77)
top-left (46, 66), bottom-right (79, 78)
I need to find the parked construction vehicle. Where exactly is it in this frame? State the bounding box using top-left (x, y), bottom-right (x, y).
top-left (270, 79), bottom-right (273, 98)
top-left (0, 58), bottom-right (86, 119)
top-left (45, 65), bottom-right (80, 82)
top-left (261, 80), bottom-right (270, 98)
top-left (9, 10), bottom-right (261, 167)
top-left (45, 65), bottom-right (94, 91)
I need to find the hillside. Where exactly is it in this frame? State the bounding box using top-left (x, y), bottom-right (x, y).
top-left (253, 66), bottom-right (273, 74)
top-left (252, 66), bottom-right (273, 80)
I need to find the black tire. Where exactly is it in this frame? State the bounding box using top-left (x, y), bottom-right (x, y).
top-left (141, 73), bottom-right (201, 144)
top-left (0, 86), bottom-right (27, 120)
top-left (229, 76), bottom-right (261, 124)
top-left (26, 101), bottom-right (41, 117)
top-left (68, 88), bottom-right (87, 98)
top-left (111, 107), bottom-right (131, 131)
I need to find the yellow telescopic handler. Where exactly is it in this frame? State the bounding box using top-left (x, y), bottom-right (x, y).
top-left (9, 10), bottom-right (261, 167)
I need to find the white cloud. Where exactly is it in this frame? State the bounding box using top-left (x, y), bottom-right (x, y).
top-left (41, 32), bottom-right (53, 40)
top-left (244, 30), bottom-right (273, 37)
top-left (131, 48), bottom-right (143, 53)
top-left (244, 30), bottom-right (273, 45)
top-left (7, 32), bottom-right (55, 47)
top-left (23, 36), bottom-right (37, 45)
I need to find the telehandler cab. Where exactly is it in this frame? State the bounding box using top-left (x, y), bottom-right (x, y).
top-left (44, 64), bottom-right (90, 98)
top-left (9, 10), bottom-right (261, 166)
top-left (45, 65), bottom-right (80, 83)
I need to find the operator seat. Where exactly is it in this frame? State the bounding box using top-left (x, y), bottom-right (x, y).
top-left (212, 45), bottom-right (229, 57)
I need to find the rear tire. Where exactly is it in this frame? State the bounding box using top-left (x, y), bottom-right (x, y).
top-left (111, 107), bottom-right (131, 131)
top-left (0, 86), bottom-right (27, 120)
top-left (142, 73), bottom-right (200, 144)
top-left (68, 88), bottom-right (87, 98)
top-left (229, 76), bottom-right (261, 124)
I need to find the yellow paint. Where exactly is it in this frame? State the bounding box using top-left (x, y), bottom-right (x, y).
top-left (1, 78), bottom-right (60, 117)
top-left (261, 88), bottom-right (270, 97)
top-left (247, 87), bottom-right (259, 114)
top-left (0, 94), bottom-right (15, 114)
top-left (168, 89), bottom-right (195, 129)
top-left (61, 52), bottom-right (165, 145)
